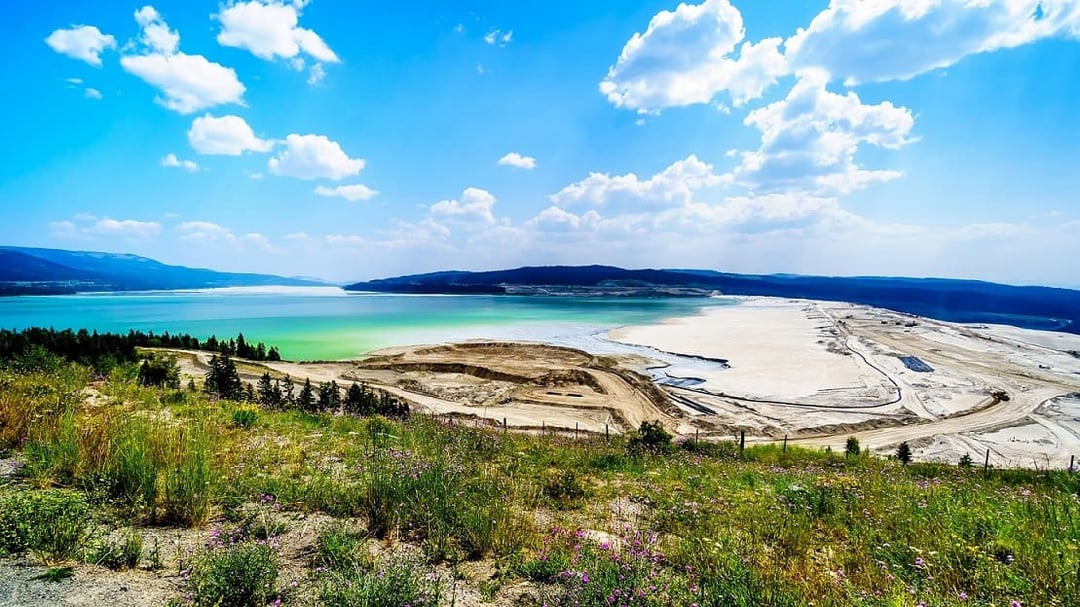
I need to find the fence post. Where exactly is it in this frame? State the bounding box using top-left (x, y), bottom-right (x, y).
top-left (783, 434), bottom-right (788, 452)
top-left (983, 449), bottom-right (991, 476)
top-left (503, 417), bottom-right (507, 433)
top-left (605, 423), bottom-right (609, 442)
top-left (695, 428), bottom-right (700, 443)
top-left (575, 422), bottom-right (579, 441)
top-left (740, 430), bottom-right (745, 453)
top-left (1070, 454), bottom-right (1075, 474)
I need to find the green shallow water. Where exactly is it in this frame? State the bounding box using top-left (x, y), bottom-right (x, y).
top-left (0, 287), bottom-right (731, 360)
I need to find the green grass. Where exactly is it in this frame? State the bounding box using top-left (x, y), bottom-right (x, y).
top-left (0, 359), bottom-right (1078, 606)
top-left (187, 541), bottom-right (279, 607)
top-left (317, 549), bottom-right (441, 607)
top-left (0, 489), bottom-right (91, 563)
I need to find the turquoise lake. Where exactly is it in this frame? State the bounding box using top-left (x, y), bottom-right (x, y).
top-left (0, 287), bottom-right (730, 361)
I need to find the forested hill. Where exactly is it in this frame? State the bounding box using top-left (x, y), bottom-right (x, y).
top-left (345, 265), bottom-right (1080, 334)
top-left (0, 246), bottom-right (322, 294)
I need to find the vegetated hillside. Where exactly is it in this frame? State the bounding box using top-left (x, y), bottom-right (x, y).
top-left (0, 354), bottom-right (1075, 606)
top-left (0, 246), bottom-right (323, 294)
top-left (0, 249), bottom-right (101, 282)
top-left (346, 265), bottom-right (1080, 334)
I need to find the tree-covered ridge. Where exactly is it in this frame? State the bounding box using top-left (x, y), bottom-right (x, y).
top-left (0, 327), bottom-right (281, 372)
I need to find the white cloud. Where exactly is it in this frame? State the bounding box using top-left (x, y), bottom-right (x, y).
top-left (325, 234), bottom-right (366, 246)
top-left (161, 152), bottom-right (199, 172)
top-left (48, 220), bottom-right (79, 239)
top-left (497, 152), bottom-right (537, 169)
top-left (178, 221), bottom-right (233, 240)
top-left (485, 28), bottom-right (513, 46)
top-left (187, 114), bottom-right (272, 155)
top-left (177, 221), bottom-right (276, 251)
top-left (430, 188), bottom-right (498, 224)
top-left (786, 0), bottom-right (1080, 86)
top-left (45, 25), bottom-right (116, 66)
top-left (307, 63), bottom-right (326, 84)
top-left (84, 88), bottom-right (103, 100)
top-left (729, 69), bottom-right (916, 194)
top-left (314, 184), bottom-right (379, 201)
top-left (86, 218), bottom-right (162, 238)
top-left (268, 134), bottom-right (365, 180)
top-left (216, 0), bottom-right (339, 64)
top-left (134, 6), bottom-right (179, 54)
top-left (120, 7), bottom-right (246, 114)
top-left (600, 0), bottom-right (786, 113)
top-left (551, 155), bottom-right (722, 208)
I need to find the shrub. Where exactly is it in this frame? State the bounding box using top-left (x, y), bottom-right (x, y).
top-left (137, 353), bottom-right (181, 389)
top-left (542, 470), bottom-right (587, 508)
top-left (88, 527), bottom-right (143, 570)
top-left (318, 550), bottom-right (440, 607)
top-left (0, 489), bottom-right (91, 562)
top-left (845, 436), bottom-right (861, 457)
top-left (188, 542), bottom-right (279, 607)
top-left (627, 421), bottom-right (673, 454)
top-left (959, 453), bottom-right (974, 468)
top-left (314, 522), bottom-right (365, 571)
top-left (231, 408), bottom-right (258, 429)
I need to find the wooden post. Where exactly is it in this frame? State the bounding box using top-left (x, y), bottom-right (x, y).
top-left (1070, 454), bottom-right (1075, 474)
top-left (783, 434), bottom-right (788, 452)
top-left (605, 423), bottom-right (609, 442)
top-left (695, 428), bottom-right (700, 443)
top-left (983, 449), bottom-right (991, 476)
top-left (575, 422), bottom-right (579, 441)
top-left (503, 417), bottom-right (507, 433)
top-left (739, 430), bottom-right (745, 453)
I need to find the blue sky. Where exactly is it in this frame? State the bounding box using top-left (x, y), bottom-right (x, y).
top-left (3, 0), bottom-right (1079, 286)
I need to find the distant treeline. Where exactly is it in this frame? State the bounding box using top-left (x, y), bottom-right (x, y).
top-left (0, 327), bottom-right (282, 372)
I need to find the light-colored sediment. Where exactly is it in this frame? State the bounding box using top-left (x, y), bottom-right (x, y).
top-left (166, 297), bottom-right (1080, 468)
top-left (609, 297), bottom-right (1080, 468)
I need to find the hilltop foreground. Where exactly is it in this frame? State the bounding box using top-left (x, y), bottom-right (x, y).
top-left (1, 316), bottom-right (1079, 606)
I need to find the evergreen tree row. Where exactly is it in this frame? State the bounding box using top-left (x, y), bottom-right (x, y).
top-left (250, 370), bottom-right (409, 418)
top-left (0, 327), bottom-right (282, 372)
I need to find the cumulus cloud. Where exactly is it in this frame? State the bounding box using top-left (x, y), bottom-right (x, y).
top-left (216, 0), bottom-right (339, 66)
top-left (187, 114), bottom-right (272, 155)
top-left (86, 218), bottom-right (162, 238)
top-left (551, 155), bottom-right (722, 208)
top-left (120, 6), bottom-right (246, 114)
top-left (729, 69), bottom-right (916, 194)
top-left (49, 215), bottom-right (161, 239)
top-left (430, 188), bottom-right (498, 224)
top-left (600, 0), bottom-right (786, 112)
top-left (84, 88), bottom-right (103, 100)
top-left (45, 25), bottom-right (116, 66)
top-left (314, 184), bottom-right (379, 201)
top-left (161, 152), bottom-right (199, 172)
top-left (497, 152), bottom-right (536, 169)
top-left (268, 134), bottom-right (365, 180)
top-left (484, 29), bottom-right (513, 46)
top-left (176, 221), bottom-right (274, 250)
top-left (786, 0), bottom-right (1080, 85)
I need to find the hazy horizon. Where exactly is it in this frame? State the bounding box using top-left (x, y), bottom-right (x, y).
top-left (3, 1), bottom-right (1079, 285)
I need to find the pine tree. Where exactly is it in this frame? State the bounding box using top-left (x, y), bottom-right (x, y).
top-left (257, 372), bottom-right (274, 406)
top-left (896, 441), bottom-right (912, 466)
top-left (281, 375), bottom-right (295, 408)
top-left (298, 378), bottom-right (316, 412)
top-left (205, 354), bottom-right (243, 401)
top-left (244, 383), bottom-right (256, 403)
top-left (267, 347), bottom-right (281, 362)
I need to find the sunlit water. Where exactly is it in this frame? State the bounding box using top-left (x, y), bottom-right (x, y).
top-left (0, 287), bottom-right (732, 363)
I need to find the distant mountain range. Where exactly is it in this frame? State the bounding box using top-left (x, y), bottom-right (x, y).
top-left (0, 246), bottom-right (321, 295)
top-left (346, 265), bottom-right (1080, 334)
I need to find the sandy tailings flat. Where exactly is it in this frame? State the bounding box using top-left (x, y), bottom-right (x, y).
top-left (609, 297), bottom-right (1080, 468)
top-left (165, 298), bottom-right (1080, 468)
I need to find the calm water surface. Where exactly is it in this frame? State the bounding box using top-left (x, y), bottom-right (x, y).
top-left (0, 287), bottom-right (731, 360)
